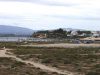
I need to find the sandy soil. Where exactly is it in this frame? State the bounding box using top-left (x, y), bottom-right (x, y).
top-left (21, 43), bottom-right (100, 48)
top-left (0, 49), bottom-right (79, 75)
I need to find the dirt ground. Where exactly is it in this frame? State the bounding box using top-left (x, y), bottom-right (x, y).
top-left (21, 43), bottom-right (100, 48)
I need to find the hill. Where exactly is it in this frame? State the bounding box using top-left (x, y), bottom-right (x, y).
top-left (0, 25), bottom-right (36, 35)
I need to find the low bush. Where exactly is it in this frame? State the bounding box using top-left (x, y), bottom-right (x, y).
top-left (42, 58), bottom-right (52, 63)
top-left (64, 60), bottom-right (71, 64)
top-left (26, 71), bottom-right (30, 74)
top-left (11, 61), bottom-right (26, 68)
top-left (56, 57), bottom-right (62, 60)
top-left (52, 64), bottom-right (58, 67)
top-left (77, 68), bottom-right (82, 72)
top-left (39, 71), bottom-right (46, 75)
top-left (86, 72), bottom-right (100, 75)
top-left (52, 72), bottom-right (58, 74)
top-left (94, 64), bottom-right (100, 68)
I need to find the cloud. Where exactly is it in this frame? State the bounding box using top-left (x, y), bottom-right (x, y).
top-left (1, 0), bottom-right (100, 8)
top-left (0, 0), bottom-right (100, 30)
top-left (0, 1), bottom-right (99, 21)
top-left (0, 0), bottom-right (81, 7)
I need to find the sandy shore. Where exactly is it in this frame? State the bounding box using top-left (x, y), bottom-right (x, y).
top-left (21, 43), bottom-right (100, 48)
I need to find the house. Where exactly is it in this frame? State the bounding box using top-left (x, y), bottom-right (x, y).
top-left (79, 33), bottom-right (87, 36)
top-left (91, 31), bottom-right (99, 37)
top-left (71, 30), bottom-right (78, 36)
top-left (93, 32), bottom-right (99, 37)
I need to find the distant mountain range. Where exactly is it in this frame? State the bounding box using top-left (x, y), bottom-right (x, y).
top-left (0, 25), bottom-right (86, 35)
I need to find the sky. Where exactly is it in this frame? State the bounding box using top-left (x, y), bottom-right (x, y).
top-left (0, 0), bottom-right (100, 30)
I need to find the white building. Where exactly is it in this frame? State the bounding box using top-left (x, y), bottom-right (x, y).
top-left (93, 32), bottom-right (99, 36)
top-left (91, 31), bottom-right (99, 37)
top-left (71, 30), bottom-right (78, 36)
top-left (79, 33), bottom-right (87, 36)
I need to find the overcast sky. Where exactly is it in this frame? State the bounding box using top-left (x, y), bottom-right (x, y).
top-left (0, 0), bottom-right (100, 30)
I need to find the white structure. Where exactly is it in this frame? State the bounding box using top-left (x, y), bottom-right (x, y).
top-left (71, 30), bottom-right (78, 36)
top-left (91, 31), bottom-right (99, 37)
top-left (79, 33), bottom-right (87, 36)
top-left (93, 32), bottom-right (99, 36)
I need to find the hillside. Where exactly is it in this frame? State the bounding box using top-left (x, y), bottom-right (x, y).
top-left (0, 25), bottom-right (36, 35)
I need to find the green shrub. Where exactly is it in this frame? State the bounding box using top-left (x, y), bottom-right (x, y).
top-left (39, 72), bottom-right (46, 75)
top-left (14, 61), bottom-right (26, 66)
top-left (77, 68), bottom-right (82, 72)
top-left (94, 64), bottom-right (100, 68)
top-left (86, 72), bottom-right (100, 75)
top-left (0, 57), bottom-right (11, 62)
top-left (52, 64), bottom-right (58, 67)
top-left (11, 61), bottom-right (26, 68)
top-left (32, 67), bottom-right (36, 69)
top-left (37, 67), bottom-right (40, 69)
top-left (42, 58), bottom-right (52, 63)
top-left (64, 60), bottom-right (71, 64)
top-left (52, 72), bottom-right (58, 74)
top-left (11, 64), bottom-right (17, 68)
top-left (56, 57), bottom-right (62, 60)
top-left (74, 63), bottom-right (79, 66)
top-left (36, 55), bottom-right (47, 59)
top-left (26, 71), bottom-right (30, 74)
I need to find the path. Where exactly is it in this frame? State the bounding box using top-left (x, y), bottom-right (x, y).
top-left (0, 49), bottom-right (79, 75)
top-left (20, 43), bottom-right (100, 48)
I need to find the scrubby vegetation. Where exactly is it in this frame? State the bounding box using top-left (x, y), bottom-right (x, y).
top-left (0, 57), bottom-right (60, 75)
top-left (6, 46), bottom-right (100, 75)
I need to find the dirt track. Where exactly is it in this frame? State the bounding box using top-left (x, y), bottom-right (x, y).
top-left (21, 43), bottom-right (100, 48)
